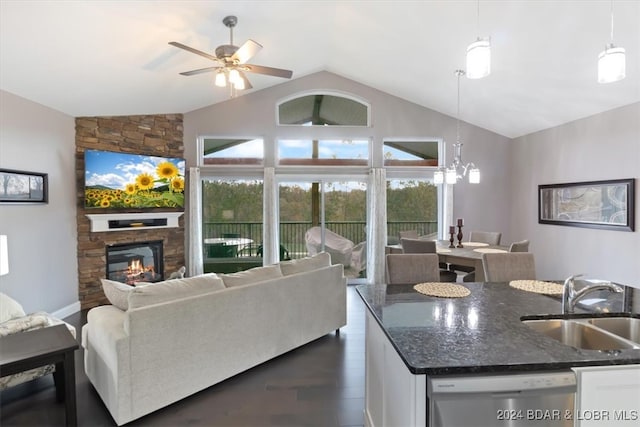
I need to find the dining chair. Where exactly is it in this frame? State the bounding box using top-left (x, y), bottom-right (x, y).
top-left (450, 230), bottom-right (503, 277)
top-left (468, 231), bottom-right (502, 245)
top-left (399, 230), bottom-right (419, 239)
top-left (482, 253), bottom-right (536, 282)
top-left (400, 238), bottom-right (457, 282)
top-left (385, 253), bottom-right (441, 285)
top-left (509, 239), bottom-right (530, 252)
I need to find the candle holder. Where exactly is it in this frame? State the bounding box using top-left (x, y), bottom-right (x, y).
top-left (449, 230), bottom-right (455, 248)
top-left (456, 225), bottom-right (464, 248)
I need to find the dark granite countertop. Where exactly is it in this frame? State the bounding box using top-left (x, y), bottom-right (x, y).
top-left (356, 282), bottom-right (640, 375)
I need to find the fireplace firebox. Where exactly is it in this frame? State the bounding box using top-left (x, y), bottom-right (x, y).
top-left (106, 240), bottom-right (163, 285)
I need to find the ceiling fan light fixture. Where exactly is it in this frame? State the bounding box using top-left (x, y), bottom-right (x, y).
top-left (215, 71), bottom-right (227, 87)
top-left (598, 44), bottom-right (626, 84)
top-left (234, 78), bottom-right (245, 90)
top-left (228, 69), bottom-right (241, 84)
top-left (466, 38), bottom-right (491, 79)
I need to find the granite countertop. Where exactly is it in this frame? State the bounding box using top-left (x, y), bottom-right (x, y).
top-left (356, 282), bottom-right (640, 375)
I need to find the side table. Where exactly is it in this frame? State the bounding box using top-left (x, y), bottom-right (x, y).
top-left (0, 324), bottom-right (79, 426)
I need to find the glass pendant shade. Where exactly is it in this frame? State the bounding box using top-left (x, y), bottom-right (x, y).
top-left (215, 72), bottom-right (226, 87)
top-left (468, 168), bottom-right (480, 184)
top-left (466, 38), bottom-right (491, 79)
top-left (234, 78), bottom-right (245, 90)
top-left (598, 44), bottom-right (626, 83)
top-left (445, 168), bottom-right (458, 184)
top-left (433, 170), bottom-right (444, 185)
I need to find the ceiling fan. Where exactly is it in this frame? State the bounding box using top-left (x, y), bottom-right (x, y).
top-left (169, 15), bottom-right (293, 93)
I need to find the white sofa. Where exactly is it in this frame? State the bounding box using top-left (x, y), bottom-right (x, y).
top-left (81, 252), bottom-right (346, 425)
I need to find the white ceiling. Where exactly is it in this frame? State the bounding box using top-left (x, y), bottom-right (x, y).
top-left (1, 0), bottom-right (638, 138)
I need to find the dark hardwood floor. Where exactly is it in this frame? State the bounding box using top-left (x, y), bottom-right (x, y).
top-left (1, 286), bottom-right (366, 427)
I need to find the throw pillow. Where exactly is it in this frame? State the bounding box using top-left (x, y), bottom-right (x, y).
top-left (101, 279), bottom-right (133, 311)
top-left (279, 252), bottom-right (331, 276)
top-left (220, 264), bottom-right (283, 288)
top-left (128, 273), bottom-right (225, 310)
top-left (0, 292), bottom-right (26, 323)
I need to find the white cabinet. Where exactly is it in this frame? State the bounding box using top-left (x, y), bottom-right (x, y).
top-left (573, 364), bottom-right (640, 427)
top-left (364, 310), bottom-right (425, 427)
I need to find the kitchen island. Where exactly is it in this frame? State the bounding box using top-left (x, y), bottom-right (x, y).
top-left (357, 282), bottom-right (640, 427)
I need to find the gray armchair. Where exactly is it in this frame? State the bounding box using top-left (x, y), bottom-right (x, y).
top-left (509, 239), bottom-right (530, 252)
top-left (400, 238), bottom-right (457, 282)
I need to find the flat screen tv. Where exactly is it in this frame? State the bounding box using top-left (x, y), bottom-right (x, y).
top-left (84, 149), bottom-right (185, 209)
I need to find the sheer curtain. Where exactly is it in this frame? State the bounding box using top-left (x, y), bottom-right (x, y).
top-left (187, 167), bottom-right (203, 276)
top-left (367, 168), bottom-right (387, 284)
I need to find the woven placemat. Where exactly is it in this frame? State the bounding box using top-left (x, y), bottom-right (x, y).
top-left (414, 282), bottom-right (471, 298)
top-left (464, 242), bottom-right (489, 247)
top-left (509, 280), bottom-right (564, 295)
top-left (473, 248), bottom-right (508, 254)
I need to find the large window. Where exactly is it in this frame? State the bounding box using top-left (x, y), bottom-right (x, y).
top-left (277, 93), bottom-right (370, 126)
top-left (201, 178), bottom-right (264, 273)
top-left (202, 138), bottom-right (263, 165)
top-left (386, 179), bottom-right (439, 242)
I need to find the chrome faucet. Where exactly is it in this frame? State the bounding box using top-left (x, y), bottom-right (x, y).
top-left (562, 274), bottom-right (624, 314)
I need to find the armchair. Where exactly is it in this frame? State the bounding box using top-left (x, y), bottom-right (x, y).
top-left (0, 292), bottom-right (76, 390)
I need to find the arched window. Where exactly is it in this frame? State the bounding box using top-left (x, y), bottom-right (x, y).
top-left (277, 92), bottom-right (370, 126)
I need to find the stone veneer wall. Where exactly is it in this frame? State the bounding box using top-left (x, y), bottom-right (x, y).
top-left (75, 115), bottom-right (185, 309)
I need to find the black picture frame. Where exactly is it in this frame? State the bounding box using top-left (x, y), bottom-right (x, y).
top-left (538, 178), bottom-right (635, 231)
top-left (0, 168), bottom-right (49, 204)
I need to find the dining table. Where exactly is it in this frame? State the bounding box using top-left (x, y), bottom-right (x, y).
top-left (385, 240), bottom-right (510, 282)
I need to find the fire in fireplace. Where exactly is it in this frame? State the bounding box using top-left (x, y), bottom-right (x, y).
top-left (106, 240), bottom-right (163, 285)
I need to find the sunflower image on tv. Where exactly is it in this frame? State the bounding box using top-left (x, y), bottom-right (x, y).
top-left (84, 150), bottom-right (186, 209)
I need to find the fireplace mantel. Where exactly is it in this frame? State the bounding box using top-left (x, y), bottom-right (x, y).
top-left (86, 212), bottom-right (184, 232)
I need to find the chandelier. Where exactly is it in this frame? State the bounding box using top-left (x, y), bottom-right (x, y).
top-left (598, 0), bottom-right (625, 84)
top-left (434, 70), bottom-right (480, 185)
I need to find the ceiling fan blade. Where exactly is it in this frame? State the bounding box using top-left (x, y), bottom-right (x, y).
top-left (243, 64), bottom-right (293, 79)
top-left (237, 71), bottom-right (253, 90)
top-left (232, 39), bottom-right (262, 64)
top-left (179, 66), bottom-right (221, 76)
top-left (169, 41), bottom-right (220, 62)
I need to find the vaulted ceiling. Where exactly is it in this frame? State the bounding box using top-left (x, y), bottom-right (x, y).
top-left (1, 1), bottom-right (638, 138)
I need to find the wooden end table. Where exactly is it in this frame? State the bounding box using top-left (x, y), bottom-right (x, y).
top-left (0, 324), bottom-right (79, 426)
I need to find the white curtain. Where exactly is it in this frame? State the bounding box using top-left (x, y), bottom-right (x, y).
top-left (187, 167), bottom-right (203, 276)
top-left (262, 167), bottom-right (278, 265)
top-left (367, 168), bottom-right (387, 284)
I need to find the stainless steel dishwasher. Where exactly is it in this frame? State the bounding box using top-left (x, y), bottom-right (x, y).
top-left (427, 371), bottom-right (576, 427)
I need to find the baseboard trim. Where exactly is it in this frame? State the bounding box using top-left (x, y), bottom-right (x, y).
top-left (52, 301), bottom-right (81, 320)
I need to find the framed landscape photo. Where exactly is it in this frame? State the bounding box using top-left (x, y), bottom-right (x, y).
top-left (0, 168), bottom-right (48, 204)
top-left (538, 178), bottom-right (635, 231)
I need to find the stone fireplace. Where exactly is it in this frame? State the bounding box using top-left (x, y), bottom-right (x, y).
top-left (106, 240), bottom-right (164, 285)
top-left (75, 114), bottom-right (185, 309)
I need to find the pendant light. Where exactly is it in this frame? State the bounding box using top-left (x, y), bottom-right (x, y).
top-left (433, 70), bottom-right (480, 185)
top-left (598, 0), bottom-right (625, 83)
top-left (466, 0), bottom-right (491, 79)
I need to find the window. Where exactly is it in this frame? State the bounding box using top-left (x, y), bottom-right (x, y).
top-left (202, 138), bottom-right (263, 165)
top-left (383, 140), bottom-right (439, 167)
top-left (278, 139), bottom-right (369, 166)
top-left (277, 93), bottom-right (369, 126)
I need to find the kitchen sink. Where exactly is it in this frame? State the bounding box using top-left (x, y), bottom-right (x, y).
top-left (587, 317), bottom-right (640, 343)
top-left (523, 318), bottom-right (640, 351)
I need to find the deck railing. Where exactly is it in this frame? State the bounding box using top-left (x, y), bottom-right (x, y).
top-left (203, 220), bottom-right (438, 259)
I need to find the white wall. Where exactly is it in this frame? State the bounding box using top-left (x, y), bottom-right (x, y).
top-left (509, 102), bottom-right (640, 287)
top-left (184, 71), bottom-right (511, 239)
top-left (0, 90), bottom-right (79, 315)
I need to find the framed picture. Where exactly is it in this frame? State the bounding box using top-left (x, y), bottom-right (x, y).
top-left (538, 178), bottom-right (635, 231)
top-left (0, 168), bottom-right (48, 204)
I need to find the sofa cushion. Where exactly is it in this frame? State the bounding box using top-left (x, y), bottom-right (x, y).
top-left (128, 273), bottom-right (225, 310)
top-left (220, 264), bottom-right (283, 288)
top-left (279, 252), bottom-right (331, 276)
top-left (101, 279), bottom-right (134, 311)
top-left (0, 292), bottom-right (26, 323)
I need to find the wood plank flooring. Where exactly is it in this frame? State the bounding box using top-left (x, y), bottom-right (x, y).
top-left (0, 286), bottom-right (366, 426)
